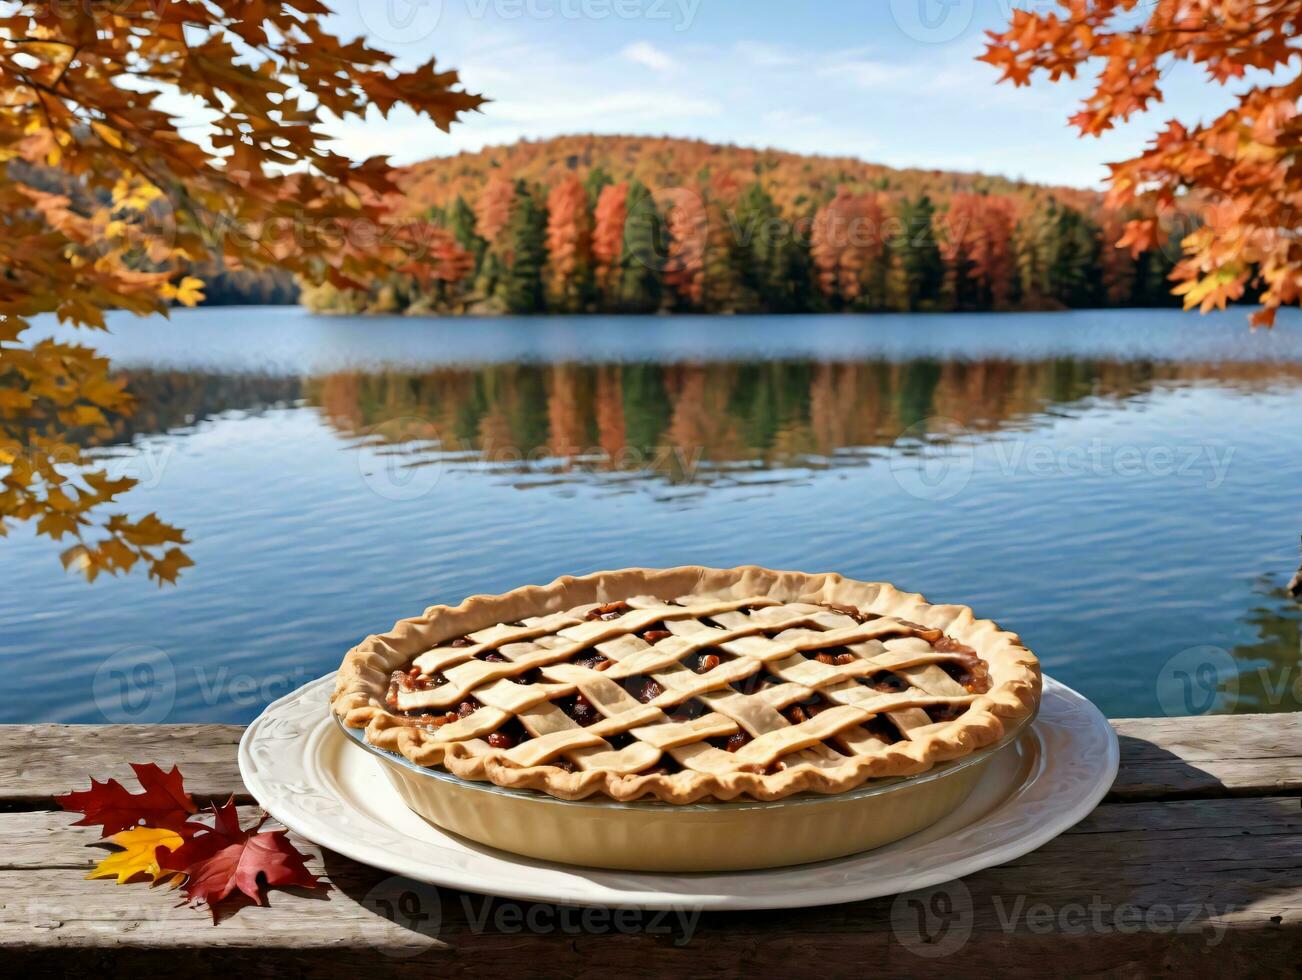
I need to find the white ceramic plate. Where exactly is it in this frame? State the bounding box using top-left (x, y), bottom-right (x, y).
top-left (239, 674), bottom-right (1117, 910)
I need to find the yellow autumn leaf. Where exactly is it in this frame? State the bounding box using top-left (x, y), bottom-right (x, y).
top-left (90, 121), bottom-right (126, 150)
top-left (163, 276), bottom-right (206, 307)
top-left (111, 176), bottom-right (162, 211)
top-left (87, 827), bottom-right (185, 885)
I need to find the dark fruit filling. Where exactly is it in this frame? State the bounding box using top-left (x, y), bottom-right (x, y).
top-left (861, 715), bottom-right (902, 744)
top-left (864, 671), bottom-right (908, 693)
top-left (486, 719), bottom-right (530, 750)
top-left (935, 636), bottom-right (992, 694)
top-left (385, 667), bottom-right (434, 709)
top-left (389, 604), bottom-right (996, 773)
top-left (587, 601), bottom-right (630, 621)
top-left (638, 755), bottom-right (684, 775)
top-left (823, 602), bottom-right (880, 623)
top-left (624, 676), bottom-right (665, 704)
top-left (722, 730), bottom-right (752, 752)
top-left (667, 700), bottom-right (706, 723)
top-left (685, 651), bottom-right (722, 674)
top-left (926, 703), bottom-right (968, 724)
top-left (814, 647), bottom-right (857, 666)
top-left (559, 693), bottom-right (601, 727)
top-left (783, 695), bottom-right (831, 725)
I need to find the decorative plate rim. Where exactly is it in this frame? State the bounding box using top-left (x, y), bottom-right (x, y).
top-left (239, 672), bottom-right (1117, 910)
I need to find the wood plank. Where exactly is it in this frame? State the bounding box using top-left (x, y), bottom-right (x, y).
top-left (4, 714), bottom-right (1300, 808)
top-left (1109, 713), bottom-right (1302, 801)
top-left (0, 798), bottom-right (1297, 976)
top-left (0, 725), bottom-right (247, 808)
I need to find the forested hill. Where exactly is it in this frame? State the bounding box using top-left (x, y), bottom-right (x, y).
top-left (298, 133), bottom-right (1190, 317)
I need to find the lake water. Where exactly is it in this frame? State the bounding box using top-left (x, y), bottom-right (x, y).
top-left (5, 306), bottom-right (1301, 723)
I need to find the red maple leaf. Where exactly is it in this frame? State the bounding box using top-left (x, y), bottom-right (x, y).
top-left (55, 763), bottom-right (196, 835)
top-left (159, 799), bottom-right (321, 919)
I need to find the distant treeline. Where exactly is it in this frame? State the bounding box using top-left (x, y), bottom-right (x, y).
top-left (301, 178), bottom-right (1185, 316)
top-left (300, 135), bottom-right (1190, 317)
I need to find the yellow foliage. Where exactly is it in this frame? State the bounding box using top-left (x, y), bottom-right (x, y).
top-left (0, 2), bottom-right (482, 583)
top-left (86, 827), bottom-right (185, 886)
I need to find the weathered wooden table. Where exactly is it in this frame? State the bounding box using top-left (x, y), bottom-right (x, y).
top-left (2, 715), bottom-right (1299, 976)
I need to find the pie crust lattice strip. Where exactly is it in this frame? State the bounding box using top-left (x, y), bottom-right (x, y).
top-left (333, 567), bottom-right (1041, 803)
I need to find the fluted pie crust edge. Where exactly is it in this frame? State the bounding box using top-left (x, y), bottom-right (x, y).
top-left (331, 566), bottom-right (1041, 803)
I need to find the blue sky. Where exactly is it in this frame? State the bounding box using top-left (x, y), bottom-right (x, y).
top-left (321, 0), bottom-right (1237, 189)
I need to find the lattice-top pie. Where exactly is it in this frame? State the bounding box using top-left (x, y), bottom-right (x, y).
top-left (332, 567), bottom-right (1041, 803)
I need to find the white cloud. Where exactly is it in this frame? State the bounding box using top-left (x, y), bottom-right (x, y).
top-left (818, 57), bottom-right (913, 89)
top-left (621, 41), bottom-right (677, 73)
top-left (735, 41), bottom-right (799, 68)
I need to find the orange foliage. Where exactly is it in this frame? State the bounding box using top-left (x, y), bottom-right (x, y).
top-left (476, 176), bottom-right (516, 249)
top-left (982, 0), bottom-right (1302, 325)
top-left (545, 176), bottom-right (593, 309)
top-left (592, 182), bottom-right (630, 296)
top-left (811, 188), bottom-right (886, 306)
top-left (0, 1), bottom-right (482, 581)
top-left (938, 194), bottom-right (1018, 309)
top-left (662, 188), bottom-right (708, 306)
top-left (401, 135), bottom-right (1074, 216)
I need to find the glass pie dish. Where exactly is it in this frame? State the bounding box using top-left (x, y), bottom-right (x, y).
top-left (336, 712), bottom-right (1033, 871)
top-left (330, 566), bottom-right (1041, 871)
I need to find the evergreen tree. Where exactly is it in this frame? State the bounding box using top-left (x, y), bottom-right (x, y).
top-left (701, 195), bottom-right (756, 313)
top-left (1053, 205), bottom-right (1102, 308)
top-left (887, 195), bottom-right (944, 311)
top-left (503, 181), bottom-right (548, 314)
top-left (617, 180), bottom-right (664, 312)
top-left (1015, 199), bottom-right (1102, 309)
top-left (734, 182), bottom-right (812, 313)
top-left (584, 165), bottom-right (614, 206)
top-left (448, 195), bottom-right (487, 278)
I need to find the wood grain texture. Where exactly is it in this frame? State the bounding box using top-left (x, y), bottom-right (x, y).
top-left (1109, 714), bottom-right (1302, 801)
top-left (5, 714), bottom-right (1299, 806)
top-left (0, 725), bottom-right (247, 807)
top-left (1, 716), bottom-right (1299, 976)
top-left (1, 799), bottom-right (1297, 975)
